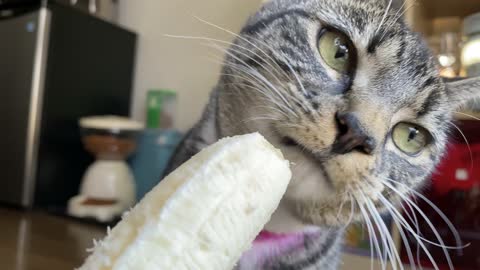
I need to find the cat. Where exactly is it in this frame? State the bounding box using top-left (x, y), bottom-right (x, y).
top-left (164, 0), bottom-right (480, 269)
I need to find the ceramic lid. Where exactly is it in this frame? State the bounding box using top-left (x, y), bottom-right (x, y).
top-left (80, 116), bottom-right (144, 131)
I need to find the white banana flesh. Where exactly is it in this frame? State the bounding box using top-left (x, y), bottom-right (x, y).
top-left (79, 133), bottom-right (292, 270)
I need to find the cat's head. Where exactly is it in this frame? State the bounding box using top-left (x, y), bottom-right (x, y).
top-left (217, 0), bottom-right (480, 226)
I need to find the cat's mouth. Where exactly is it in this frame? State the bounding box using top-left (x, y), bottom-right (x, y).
top-left (279, 134), bottom-right (394, 226)
top-left (280, 136), bottom-right (332, 159)
top-left (280, 135), bottom-right (336, 185)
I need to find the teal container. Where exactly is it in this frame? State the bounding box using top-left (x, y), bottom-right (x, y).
top-left (129, 129), bottom-right (182, 201)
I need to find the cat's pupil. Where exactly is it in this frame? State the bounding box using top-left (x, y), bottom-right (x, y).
top-left (334, 38), bottom-right (348, 59)
top-left (407, 128), bottom-right (419, 142)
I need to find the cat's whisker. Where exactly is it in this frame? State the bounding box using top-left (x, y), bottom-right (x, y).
top-left (380, 0), bottom-right (417, 42)
top-left (276, 122), bottom-right (305, 130)
top-left (231, 65), bottom-right (305, 119)
top-left (345, 193), bottom-right (356, 228)
top-left (166, 34), bottom-right (295, 98)
top-left (393, 217), bottom-right (417, 270)
top-left (376, 190), bottom-right (443, 270)
top-left (393, 191), bottom-right (424, 267)
top-left (363, 180), bottom-right (423, 266)
top-left (204, 43), bottom-right (298, 114)
top-left (335, 190), bottom-right (356, 227)
top-left (283, 77), bottom-right (315, 115)
top-left (376, 193), bottom-right (429, 270)
top-left (382, 178), bottom-right (466, 252)
top-left (355, 194), bottom-right (387, 270)
top-left (362, 193), bottom-right (402, 270)
top-left (223, 80), bottom-right (280, 108)
top-left (353, 193), bottom-right (380, 267)
top-left (164, 31), bottom-right (288, 80)
top-left (243, 116), bottom-right (281, 123)
top-left (378, 178), bottom-right (466, 250)
top-left (393, 0), bottom-right (417, 26)
top-left (238, 65), bottom-right (303, 117)
top-left (380, 180), bottom-right (460, 270)
top-left (190, 16), bottom-right (317, 115)
top-left (170, 19), bottom-right (317, 121)
top-left (200, 38), bottom-right (294, 95)
top-left (222, 79), bottom-right (294, 117)
top-left (355, 198), bottom-right (377, 270)
top-left (449, 121), bottom-right (473, 171)
top-left (389, 0), bottom-right (409, 24)
top-left (207, 53), bottom-right (269, 87)
top-left (335, 196), bottom-right (348, 223)
top-left (454, 111), bottom-right (480, 121)
top-left (377, 191), bottom-right (437, 269)
top-left (409, 202), bottom-right (423, 269)
top-left (360, 180), bottom-right (420, 269)
top-left (279, 59), bottom-right (310, 105)
top-left (375, 0), bottom-right (393, 36)
top-left (251, 105), bottom-right (291, 119)
top-left (211, 58), bottom-right (300, 118)
top-left (206, 42), bottom-right (298, 115)
top-left (220, 71), bottom-right (295, 117)
top-left (192, 16), bottom-right (294, 78)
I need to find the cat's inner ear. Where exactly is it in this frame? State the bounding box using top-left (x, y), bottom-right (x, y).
top-left (445, 77), bottom-right (480, 109)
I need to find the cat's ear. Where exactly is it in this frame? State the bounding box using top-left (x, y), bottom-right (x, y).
top-left (444, 77), bottom-right (480, 108)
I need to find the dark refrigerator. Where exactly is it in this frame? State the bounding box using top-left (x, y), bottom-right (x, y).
top-left (0, 1), bottom-right (137, 210)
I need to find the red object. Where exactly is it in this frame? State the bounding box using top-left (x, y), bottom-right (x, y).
top-left (432, 143), bottom-right (480, 195)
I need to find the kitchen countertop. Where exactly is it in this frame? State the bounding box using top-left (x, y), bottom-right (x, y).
top-left (0, 207), bottom-right (105, 270)
top-left (0, 206), bottom-right (428, 270)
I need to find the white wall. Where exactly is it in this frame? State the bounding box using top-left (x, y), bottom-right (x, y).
top-left (117, 0), bottom-right (263, 131)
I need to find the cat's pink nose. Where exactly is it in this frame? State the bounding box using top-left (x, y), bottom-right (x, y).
top-left (333, 112), bottom-right (376, 155)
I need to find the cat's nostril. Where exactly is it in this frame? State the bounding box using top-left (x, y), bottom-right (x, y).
top-left (333, 112), bottom-right (376, 155)
top-left (281, 137), bottom-right (299, 147)
top-left (336, 113), bottom-right (349, 136)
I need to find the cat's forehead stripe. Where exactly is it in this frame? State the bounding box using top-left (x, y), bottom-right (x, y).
top-left (242, 9), bottom-right (315, 35)
top-left (416, 90), bottom-right (442, 117)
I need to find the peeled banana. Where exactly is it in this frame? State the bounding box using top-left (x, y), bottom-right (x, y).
top-left (79, 133), bottom-right (292, 270)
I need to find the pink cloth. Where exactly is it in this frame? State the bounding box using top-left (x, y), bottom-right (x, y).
top-left (236, 230), bottom-right (321, 269)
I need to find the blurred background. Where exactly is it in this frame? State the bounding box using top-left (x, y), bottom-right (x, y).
top-left (0, 0), bottom-right (479, 269)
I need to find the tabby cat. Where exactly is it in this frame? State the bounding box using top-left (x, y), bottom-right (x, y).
top-left (165, 0), bottom-right (480, 269)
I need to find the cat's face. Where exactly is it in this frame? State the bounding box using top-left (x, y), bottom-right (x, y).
top-left (218, 0), bottom-right (479, 226)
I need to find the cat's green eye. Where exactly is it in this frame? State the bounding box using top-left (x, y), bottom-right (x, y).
top-left (318, 30), bottom-right (353, 73)
top-left (392, 123), bottom-right (431, 156)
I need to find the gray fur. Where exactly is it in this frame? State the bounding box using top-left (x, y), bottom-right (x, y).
top-left (164, 0), bottom-right (480, 269)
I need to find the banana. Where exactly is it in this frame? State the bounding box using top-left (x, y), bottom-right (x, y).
top-left (79, 133), bottom-right (292, 270)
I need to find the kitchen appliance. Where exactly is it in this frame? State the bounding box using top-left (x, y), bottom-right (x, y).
top-left (68, 116), bottom-right (143, 222)
top-left (0, 1), bottom-right (136, 209)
